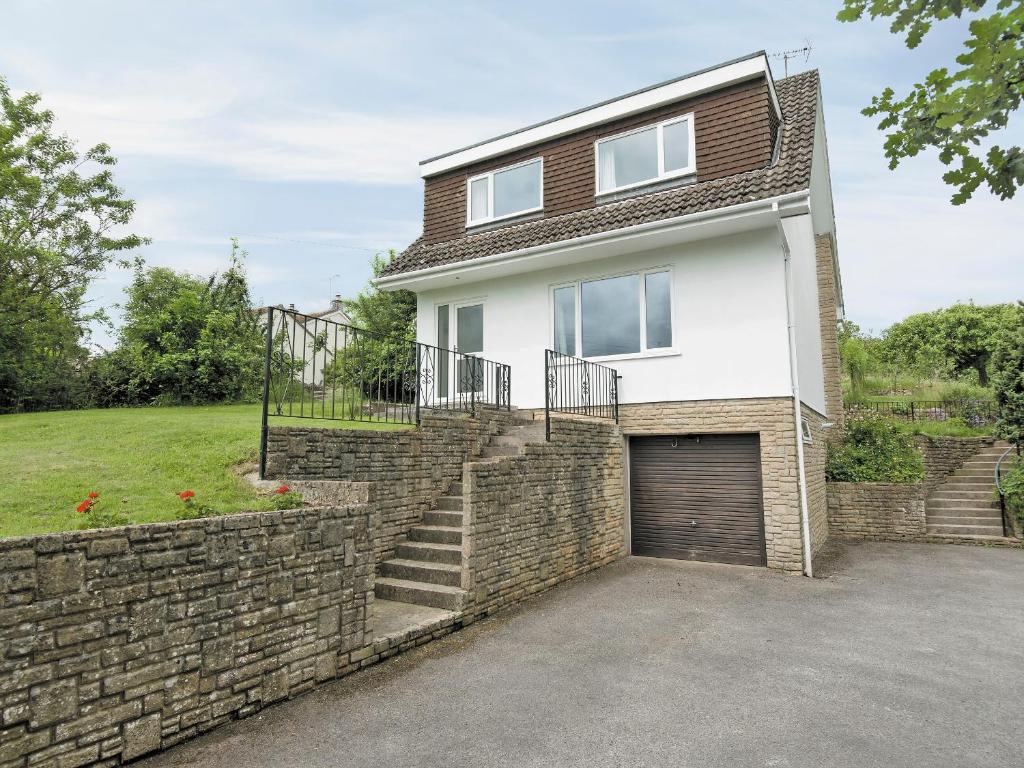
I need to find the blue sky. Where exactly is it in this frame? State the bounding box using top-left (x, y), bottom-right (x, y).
top-left (3, 0), bottom-right (1021, 348)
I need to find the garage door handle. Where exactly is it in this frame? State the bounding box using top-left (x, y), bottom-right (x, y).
top-left (690, 520), bottom-right (698, 528)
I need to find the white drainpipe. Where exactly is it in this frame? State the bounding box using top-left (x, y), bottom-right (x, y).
top-left (776, 209), bottom-right (814, 578)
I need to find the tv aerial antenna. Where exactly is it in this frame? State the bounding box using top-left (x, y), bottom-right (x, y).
top-left (771, 42), bottom-right (812, 77)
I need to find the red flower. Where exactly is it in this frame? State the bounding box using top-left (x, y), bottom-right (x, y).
top-left (87, 491), bottom-right (99, 499)
top-left (76, 499), bottom-right (92, 514)
top-left (178, 490), bottom-right (196, 500)
top-left (274, 485), bottom-right (290, 495)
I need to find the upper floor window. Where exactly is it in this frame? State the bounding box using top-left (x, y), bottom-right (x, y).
top-left (467, 158), bottom-right (543, 226)
top-left (595, 115), bottom-right (695, 195)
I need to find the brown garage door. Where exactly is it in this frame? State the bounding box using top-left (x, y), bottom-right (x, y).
top-left (629, 434), bottom-right (766, 566)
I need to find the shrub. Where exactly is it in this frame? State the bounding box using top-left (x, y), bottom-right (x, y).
top-left (75, 492), bottom-right (130, 529)
top-left (826, 415), bottom-right (925, 483)
top-left (1001, 459), bottom-right (1024, 515)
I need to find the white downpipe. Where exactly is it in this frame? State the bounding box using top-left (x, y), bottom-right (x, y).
top-left (776, 210), bottom-right (814, 578)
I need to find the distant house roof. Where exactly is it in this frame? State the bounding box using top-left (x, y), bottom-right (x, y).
top-left (380, 69), bottom-right (819, 280)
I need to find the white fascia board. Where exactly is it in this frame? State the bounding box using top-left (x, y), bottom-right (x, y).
top-left (377, 190), bottom-right (810, 292)
top-left (420, 53), bottom-right (781, 179)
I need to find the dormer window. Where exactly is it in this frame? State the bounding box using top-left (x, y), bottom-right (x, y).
top-left (467, 158), bottom-right (543, 226)
top-left (595, 114), bottom-right (695, 195)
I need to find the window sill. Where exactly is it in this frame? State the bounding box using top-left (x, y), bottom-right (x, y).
top-left (583, 348), bottom-right (680, 364)
top-left (466, 208), bottom-right (543, 234)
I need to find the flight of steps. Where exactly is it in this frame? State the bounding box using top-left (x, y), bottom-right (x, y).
top-left (373, 413), bottom-right (546, 611)
top-left (925, 441), bottom-right (1012, 539)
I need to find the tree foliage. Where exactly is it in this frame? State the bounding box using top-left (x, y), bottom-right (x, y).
top-left (0, 76), bottom-right (146, 411)
top-left (838, 0), bottom-right (1024, 204)
top-left (880, 302), bottom-right (1010, 384)
top-left (992, 301), bottom-right (1024, 444)
top-left (94, 240), bottom-right (264, 405)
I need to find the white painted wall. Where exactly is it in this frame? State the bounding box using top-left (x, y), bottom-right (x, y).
top-left (415, 228), bottom-right (795, 409)
top-left (781, 213), bottom-right (827, 415)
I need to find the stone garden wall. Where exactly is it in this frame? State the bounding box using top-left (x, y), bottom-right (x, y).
top-left (264, 409), bottom-right (519, 562)
top-left (827, 436), bottom-right (995, 541)
top-left (915, 435), bottom-right (995, 491)
top-left (826, 483), bottom-right (927, 539)
top-left (0, 506), bottom-right (374, 768)
top-left (462, 417), bottom-right (626, 620)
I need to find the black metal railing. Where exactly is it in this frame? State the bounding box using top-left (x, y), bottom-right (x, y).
top-left (259, 306), bottom-right (511, 476)
top-left (844, 399), bottom-right (998, 426)
top-left (543, 349), bottom-right (619, 441)
top-left (995, 444), bottom-right (1021, 538)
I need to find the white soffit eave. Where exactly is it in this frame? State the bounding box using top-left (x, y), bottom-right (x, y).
top-left (377, 191), bottom-right (810, 292)
top-left (420, 53), bottom-right (781, 179)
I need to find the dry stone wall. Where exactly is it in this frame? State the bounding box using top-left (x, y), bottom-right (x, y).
top-left (0, 506), bottom-right (374, 768)
top-left (915, 435), bottom-right (995, 492)
top-left (463, 418), bottom-right (626, 619)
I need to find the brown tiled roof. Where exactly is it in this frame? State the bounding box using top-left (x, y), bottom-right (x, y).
top-left (382, 69), bottom-right (820, 278)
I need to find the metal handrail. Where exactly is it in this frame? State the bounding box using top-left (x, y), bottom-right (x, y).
top-left (258, 305), bottom-right (511, 477)
top-left (543, 349), bottom-right (619, 441)
top-left (995, 444), bottom-right (1019, 538)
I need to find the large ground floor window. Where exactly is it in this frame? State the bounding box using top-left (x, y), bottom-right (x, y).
top-left (552, 268), bottom-right (674, 359)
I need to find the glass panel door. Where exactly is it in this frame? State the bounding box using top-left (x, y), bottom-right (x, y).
top-left (455, 303), bottom-right (484, 395)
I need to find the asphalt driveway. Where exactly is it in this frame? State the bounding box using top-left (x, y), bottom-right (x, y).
top-left (139, 543), bottom-right (1024, 768)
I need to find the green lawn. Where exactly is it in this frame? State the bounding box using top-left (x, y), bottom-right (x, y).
top-left (0, 404), bottom-right (410, 539)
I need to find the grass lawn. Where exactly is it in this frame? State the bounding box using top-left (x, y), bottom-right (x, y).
top-left (0, 404), bottom-right (410, 539)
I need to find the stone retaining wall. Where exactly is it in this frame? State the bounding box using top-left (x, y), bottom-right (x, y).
top-left (915, 435), bottom-right (995, 491)
top-left (463, 418), bottom-right (626, 620)
top-left (0, 506), bottom-right (374, 768)
top-left (264, 409), bottom-right (518, 562)
top-left (826, 436), bottom-right (995, 541)
top-left (826, 483), bottom-right (927, 539)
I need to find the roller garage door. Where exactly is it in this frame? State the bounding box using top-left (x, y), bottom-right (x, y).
top-left (629, 434), bottom-right (767, 566)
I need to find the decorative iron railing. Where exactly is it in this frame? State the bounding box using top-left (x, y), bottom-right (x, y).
top-left (258, 306), bottom-right (511, 477)
top-left (543, 349), bottom-right (619, 441)
top-left (844, 399), bottom-right (998, 426)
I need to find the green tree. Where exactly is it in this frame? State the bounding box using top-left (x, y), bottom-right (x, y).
top-left (992, 301), bottom-right (1024, 444)
top-left (0, 76), bottom-right (146, 410)
top-left (101, 240), bottom-right (263, 405)
top-left (880, 302), bottom-right (1009, 385)
top-left (323, 251), bottom-right (418, 405)
top-left (838, 1), bottom-right (1024, 204)
top-left (344, 250), bottom-right (416, 342)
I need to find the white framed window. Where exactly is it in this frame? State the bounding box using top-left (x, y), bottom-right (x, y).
top-left (595, 114), bottom-right (696, 195)
top-left (466, 157), bottom-right (543, 226)
top-left (551, 268), bottom-right (674, 361)
top-left (801, 417), bottom-right (813, 444)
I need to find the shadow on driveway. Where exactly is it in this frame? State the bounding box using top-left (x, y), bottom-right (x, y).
top-left (139, 543), bottom-right (1024, 768)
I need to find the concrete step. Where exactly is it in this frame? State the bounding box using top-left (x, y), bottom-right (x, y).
top-left (423, 509), bottom-right (463, 527)
top-left (436, 495), bottom-right (463, 511)
top-left (480, 445), bottom-right (520, 458)
top-left (926, 523), bottom-right (1004, 537)
top-left (928, 496), bottom-right (999, 508)
top-left (927, 514), bottom-right (1004, 525)
top-left (378, 558), bottom-right (462, 587)
top-left (952, 470), bottom-right (997, 478)
top-left (937, 479), bottom-right (995, 489)
top-left (408, 525), bottom-right (463, 545)
top-left (396, 541), bottom-right (462, 565)
top-left (448, 481), bottom-right (464, 495)
top-left (928, 490), bottom-right (997, 502)
top-left (491, 435), bottom-right (527, 447)
top-left (374, 577), bottom-right (467, 611)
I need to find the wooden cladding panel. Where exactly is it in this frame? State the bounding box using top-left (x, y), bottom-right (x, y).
top-left (629, 434), bottom-right (767, 566)
top-left (421, 78), bottom-right (776, 244)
